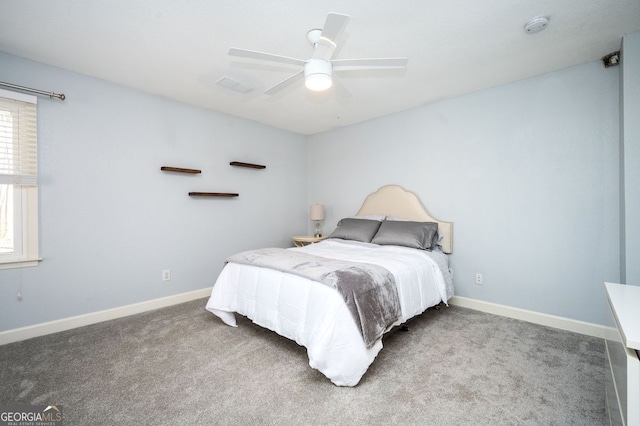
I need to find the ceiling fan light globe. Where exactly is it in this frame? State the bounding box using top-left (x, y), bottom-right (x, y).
top-left (305, 74), bottom-right (332, 91)
top-left (304, 59), bottom-right (333, 91)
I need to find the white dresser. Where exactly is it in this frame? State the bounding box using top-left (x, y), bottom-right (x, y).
top-left (605, 282), bottom-right (640, 426)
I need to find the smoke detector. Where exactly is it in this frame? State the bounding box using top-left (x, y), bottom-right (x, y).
top-left (524, 16), bottom-right (550, 34)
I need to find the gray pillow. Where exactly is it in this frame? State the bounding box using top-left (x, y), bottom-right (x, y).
top-left (371, 220), bottom-right (439, 250)
top-left (327, 218), bottom-right (382, 242)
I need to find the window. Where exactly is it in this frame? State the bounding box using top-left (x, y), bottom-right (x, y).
top-left (0, 88), bottom-right (39, 269)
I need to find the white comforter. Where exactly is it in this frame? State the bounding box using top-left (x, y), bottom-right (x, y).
top-left (206, 239), bottom-right (453, 386)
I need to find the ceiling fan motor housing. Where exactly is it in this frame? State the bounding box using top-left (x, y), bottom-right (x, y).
top-left (305, 59), bottom-right (333, 91)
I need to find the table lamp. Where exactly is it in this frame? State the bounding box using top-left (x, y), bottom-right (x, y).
top-left (309, 204), bottom-right (325, 237)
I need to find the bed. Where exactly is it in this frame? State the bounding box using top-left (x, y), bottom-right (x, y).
top-left (206, 185), bottom-right (454, 386)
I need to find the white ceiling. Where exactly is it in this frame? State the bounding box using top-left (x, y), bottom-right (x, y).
top-left (1, 1), bottom-right (639, 135)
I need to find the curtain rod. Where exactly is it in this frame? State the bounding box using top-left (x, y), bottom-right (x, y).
top-left (0, 81), bottom-right (65, 100)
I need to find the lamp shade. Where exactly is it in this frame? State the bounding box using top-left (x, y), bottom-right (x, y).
top-left (309, 204), bottom-right (325, 221)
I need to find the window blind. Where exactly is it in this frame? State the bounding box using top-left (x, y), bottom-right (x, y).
top-left (0, 89), bottom-right (37, 186)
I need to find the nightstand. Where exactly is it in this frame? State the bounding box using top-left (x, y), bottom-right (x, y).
top-left (292, 236), bottom-right (327, 247)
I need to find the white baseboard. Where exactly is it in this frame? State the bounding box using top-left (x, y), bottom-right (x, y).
top-left (1, 291), bottom-right (614, 346)
top-left (448, 296), bottom-right (615, 340)
top-left (0, 288), bottom-right (212, 346)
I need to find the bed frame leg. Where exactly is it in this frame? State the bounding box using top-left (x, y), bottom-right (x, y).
top-left (400, 302), bottom-right (445, 333)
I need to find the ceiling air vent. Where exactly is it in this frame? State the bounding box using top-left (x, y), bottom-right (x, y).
top-left (216, 77), bottom-right (255, 93)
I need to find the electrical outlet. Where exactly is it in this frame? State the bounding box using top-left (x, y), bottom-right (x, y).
top-left (475, 273), bottom-right (483, 285)
top-left (162, 269), bottom-right (171, 281)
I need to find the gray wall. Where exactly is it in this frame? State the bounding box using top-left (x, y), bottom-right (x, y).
top-left (621, 31), bottom-right (640, 285)
top-left (308, 60), bottom-right (620, 326)
top-left (0, 52), bottom-right (308, 332)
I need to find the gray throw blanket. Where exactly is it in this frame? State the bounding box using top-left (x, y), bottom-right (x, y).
top-left (226, 248), bottom-right (401, 349)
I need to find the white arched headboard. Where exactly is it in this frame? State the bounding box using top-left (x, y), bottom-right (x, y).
top-left (355, 185), bottom-right (453, 254)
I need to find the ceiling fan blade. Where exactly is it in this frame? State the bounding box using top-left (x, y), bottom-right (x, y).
top-left (320, 13), bottom-right (350, 44)
top-left (264, 71), bottom-right (304, 95)
top-left (332, 76), bottom-right (352, 99)
top-left (332, 57), bottom-right (409, 71)
top-left (312, 13), bottom-right (350, 61)
top-left (229, 47), bottom-right (306, 67)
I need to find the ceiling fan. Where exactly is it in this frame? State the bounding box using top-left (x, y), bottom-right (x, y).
top-left (228, 13), bottom-right (409, 95)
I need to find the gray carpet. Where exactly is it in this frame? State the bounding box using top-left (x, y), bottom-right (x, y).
top-left (0, 299), bottom-right (605, 425)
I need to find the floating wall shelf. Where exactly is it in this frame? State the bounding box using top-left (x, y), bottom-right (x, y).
top-left (189, 192), bottom-right (239, 197)
top-left (230, 161), bottom-right (266, 169)
top-left (161, 166), bottom-right (201, 174)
